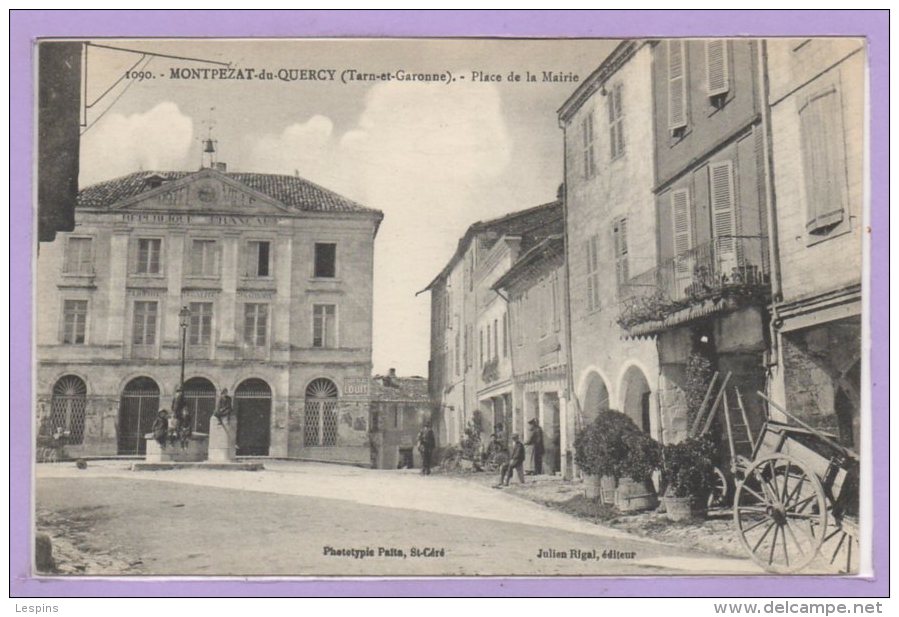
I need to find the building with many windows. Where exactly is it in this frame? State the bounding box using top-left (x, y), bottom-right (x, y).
top-left (423, 202), bottom-right (562, 453)
top-left (618, 39), bottom-right (771, 446)
top-left (36, 163), bottom-right (382, 464)
top-left (559, 41), bottom-right (663, 442)
top-left (493, 229), bottom-right (572, 477)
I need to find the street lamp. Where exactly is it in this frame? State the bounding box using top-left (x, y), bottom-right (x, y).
top-left (178, 305), bottom-right (191, 387)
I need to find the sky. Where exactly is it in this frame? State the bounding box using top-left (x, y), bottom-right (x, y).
top-left (78, 38), bottom-right (619, 376)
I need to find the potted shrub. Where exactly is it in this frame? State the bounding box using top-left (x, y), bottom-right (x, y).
top-left (615, 431), bottom-right (662, 513)
top-left (660, 435), bottom-right (719, 521)
top-left (574, 410), bottom-right (655, 506)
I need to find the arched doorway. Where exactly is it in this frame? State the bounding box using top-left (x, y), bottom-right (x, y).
top-left (304, 378), bottom-right (338, 447)
top-left (183, 377), bottom-right (216, 434)
top-left (118, 376), bottom-right (160, 455)
top-left (235, 378), bottom-right (272, 456)
top-left (582, 372), bottom-right (610, 421)
top-left (621, 366), bottom-right (653, 434)
top-left (49, 375), bottom-right (87, 445)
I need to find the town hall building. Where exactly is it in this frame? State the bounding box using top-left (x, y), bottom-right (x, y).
top-left (36, 161), bottom-right (382, 465)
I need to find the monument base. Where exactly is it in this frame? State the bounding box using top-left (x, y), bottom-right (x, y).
top-left (143, 432), bottom-right (208, 463)
top-left (207, 415), bottom-right (237, 462)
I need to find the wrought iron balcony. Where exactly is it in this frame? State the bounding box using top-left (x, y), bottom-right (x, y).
top-left (617, 236), bottom-right (770, 332)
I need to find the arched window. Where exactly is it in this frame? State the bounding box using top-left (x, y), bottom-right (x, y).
top-left (304, 378), bottom-right (338, 447)
top-left (50, 376), bottom-right (87, 445)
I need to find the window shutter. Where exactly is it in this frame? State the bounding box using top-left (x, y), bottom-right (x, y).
top-left (706, 40), bottom-right (729, 96)
top-left (709, 161), bottom-right (737, 258)
top-left (606, 90), bottom-right (618, 158)
top-left (614, 84), bottom-right (625, 156)
top-left (671, 189), bottom-right (692, 278)
top-left (799, 87), bottom-right (848, 233)
top-left (614, 218), bottom-right (629, 287)
top-left (668, 40), bottom-right (687, 130)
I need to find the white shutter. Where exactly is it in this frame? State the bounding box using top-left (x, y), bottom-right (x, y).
top-left (709, 161), bottom-right (737, 274)
top-left (671, 189), bottom-right (692, 286)
top-left (706, 40), bottom-right (729, 96)
top-left (614, 218), bottom-right (629, 287)
top-left (799, 87), bottom-right (848, 233)
top-left (668, 40), bottom-right (687, 130)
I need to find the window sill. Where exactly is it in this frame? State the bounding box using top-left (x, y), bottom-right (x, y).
top-left (185, 275), bottom-right (221, 281)
top-left (61, 270), bottom-right (95, 277)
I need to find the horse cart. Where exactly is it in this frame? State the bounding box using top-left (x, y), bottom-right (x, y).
top-left (691, 373), bottom-right (860, 573)
top-left (730, 394), bottom-right (860, 573)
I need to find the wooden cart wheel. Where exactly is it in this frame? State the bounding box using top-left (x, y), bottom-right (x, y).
top-left (707, 466), bottom-right (729, 509)
top-left (733, 453), bottom-right (827, 573)
top-left (820, 516), bottom-right (859, 574)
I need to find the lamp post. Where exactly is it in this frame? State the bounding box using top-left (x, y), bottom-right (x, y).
top-left (178, 305), bottom-right (191, 388)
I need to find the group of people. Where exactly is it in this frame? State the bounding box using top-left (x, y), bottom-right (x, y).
top-left (151, 386), bottom-right (233, 450)
top-left (413, 416), bottom-right (546, 485)
top-left (492, 418), bottom-right (545, 488)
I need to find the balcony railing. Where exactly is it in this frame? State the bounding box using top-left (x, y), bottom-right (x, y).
top-left (617, 236), bottom-right (770, 331)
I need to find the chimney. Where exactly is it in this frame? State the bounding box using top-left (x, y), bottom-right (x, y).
top-left (385, 368), bottom-right (399, 388)
top-left (214, 161), bottom-right (227, 173)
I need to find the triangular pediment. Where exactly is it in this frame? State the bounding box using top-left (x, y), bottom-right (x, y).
top-left (114, 169), bottom-right (292, 215)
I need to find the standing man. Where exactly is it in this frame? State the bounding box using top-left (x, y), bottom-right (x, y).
top-left (495, 433), bottom-right (525, 487)
top-left (417, 421), bottom-right (436, 475)
top-left (213, 388), bottom-right (232, 426)
top-left (171, 386), bottom-right (186, 427)
top-left (526, 418), bottom-right (545, 475)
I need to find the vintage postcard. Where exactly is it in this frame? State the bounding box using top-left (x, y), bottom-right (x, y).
top-left (13, 11), bottom-right (886, 596)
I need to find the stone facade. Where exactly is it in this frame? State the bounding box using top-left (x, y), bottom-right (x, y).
top-left (764, 39), bottom-right (865, 449)
top-left (424, 202), bottom-right (563, 454)
top-left (37, 166), bottom-right (382, 464)
top-left (558, 42), bottom-right (662, 441)
top-left (494, 235), bottom-right (572, 477)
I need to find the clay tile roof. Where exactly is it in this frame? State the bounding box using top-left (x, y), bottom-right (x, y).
top-left (370, 376), bottom-right (432, 402)
top-left (76, 170), bottom-right (381, 215)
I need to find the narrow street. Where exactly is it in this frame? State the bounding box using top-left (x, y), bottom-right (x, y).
top-left (36, 461), bottom-right (760, 576)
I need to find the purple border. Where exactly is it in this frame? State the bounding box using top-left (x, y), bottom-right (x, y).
top-left (10, 10), bottom-right (888, 597)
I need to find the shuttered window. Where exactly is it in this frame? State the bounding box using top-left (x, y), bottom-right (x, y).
top-left (479, 328), bottom-right (484, 367)
top-left (585, 235), bottom-right (601, 311)
top-left (582, 111), bottom-right (596, 178)
top-left (709, 161), bottom-right (738, 268)
top-left (799, 87), bottom-right (848, 234)
top-left (668, 40), bottom-right (688, 131)
top-left (671, 189), bottom-right (693, 277)
top-left (613, 217), bottom-right (629, 289)
top-left (503, 312), bottom-right (509, 356)
top-left (608, 83), bottom-right (625, 159)
top-left (706, 40), bottom-right (729, 97)
top-left (551, 273), bottom-right (561, 332)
